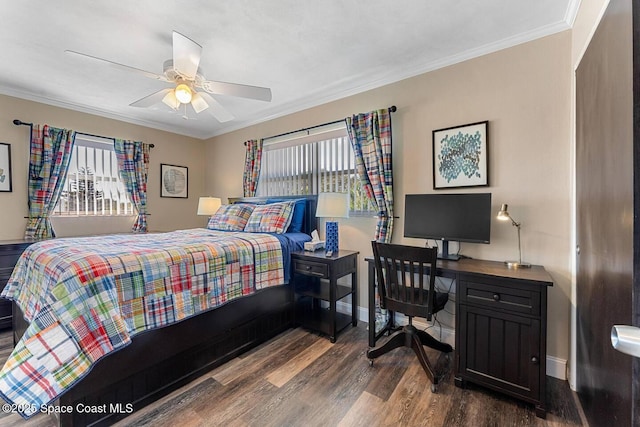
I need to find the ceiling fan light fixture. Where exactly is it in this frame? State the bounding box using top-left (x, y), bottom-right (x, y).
top-left (190, 92), bottom-right (209, 114)
top-left (175, 83), bottom-right (193, 104)
top-left (162, 90), bottom-right (180, 110)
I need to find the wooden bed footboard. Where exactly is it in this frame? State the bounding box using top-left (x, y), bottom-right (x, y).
top-left (12, 284), bottom-right (294, 427)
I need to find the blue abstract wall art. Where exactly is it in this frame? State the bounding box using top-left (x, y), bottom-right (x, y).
top-left (432, 121), bottom-right (488, 189)
top-left (438, 130), bottom-right (482, 182)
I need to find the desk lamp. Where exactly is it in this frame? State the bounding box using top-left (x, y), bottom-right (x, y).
top-left (316, 192), bottom-right (349, 256)
top-left (497, 203), bottom-right (531, 268)
top-left (197, 197), bottom-right (222, 222)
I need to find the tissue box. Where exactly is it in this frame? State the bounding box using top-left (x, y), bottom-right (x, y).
top-left (304, 240), bottom-right (325, 251)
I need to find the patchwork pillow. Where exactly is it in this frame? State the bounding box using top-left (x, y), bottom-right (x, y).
top-left (244, 201), bottom-right (295, 234)
top-left (206, 204), bottom-right (255, 231)
top-left (266, 198), bottom-right (306, 233)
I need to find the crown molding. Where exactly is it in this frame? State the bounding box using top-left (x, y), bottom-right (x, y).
top-left (1, 16), bottom-right (573, 142)
top-left (205, 19), bottom-right (572, 139)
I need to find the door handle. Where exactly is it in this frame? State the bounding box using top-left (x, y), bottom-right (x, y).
top-left (611, 325), bottom-right (640, 357)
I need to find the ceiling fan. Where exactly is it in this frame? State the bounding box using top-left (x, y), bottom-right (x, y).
top-left (65, 31), bottom-right (272, 122)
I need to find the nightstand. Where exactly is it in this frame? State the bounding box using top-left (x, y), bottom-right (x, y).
top-left (0, 239), bottom-right (36, 330)
top-left (291, 250), bottom-right (358, 343)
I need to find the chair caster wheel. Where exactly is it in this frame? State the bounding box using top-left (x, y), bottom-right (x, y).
top-left (430, 383), bottom-right (437, 393)
top-left (368, 359), bottom-right (374, 366)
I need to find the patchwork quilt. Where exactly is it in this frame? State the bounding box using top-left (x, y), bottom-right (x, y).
top-left (0, 229), bottom-right (285, 418)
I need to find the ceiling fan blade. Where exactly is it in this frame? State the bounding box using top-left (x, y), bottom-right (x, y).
top-left (65, 50), bottom-right (169, 82)
top-left (130, 88), bottom-right (174, 108)
top-left (199, 92), bottom-right (234, 122)
top-left (201, 80), bottom-right (272, 102)
top-left (173, 31), bottom-right (202, 80)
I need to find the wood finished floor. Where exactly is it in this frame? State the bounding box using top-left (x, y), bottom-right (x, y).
top-left (0, 325), bottom-right (585, 427)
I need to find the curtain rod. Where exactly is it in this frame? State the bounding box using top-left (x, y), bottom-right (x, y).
top-left (12, 120), bottom-right (155, 148)
top-left (247, 105), bottom-right (397, 145)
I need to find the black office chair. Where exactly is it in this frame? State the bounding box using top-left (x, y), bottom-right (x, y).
top-left (368, 241), bottom-right (453, 391)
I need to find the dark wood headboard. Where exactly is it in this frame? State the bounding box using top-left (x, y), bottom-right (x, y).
top-left (228, 195), bottom-right (318, 235)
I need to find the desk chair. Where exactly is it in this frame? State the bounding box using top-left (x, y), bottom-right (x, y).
top-left (368, 242), bottom-right (453, 392)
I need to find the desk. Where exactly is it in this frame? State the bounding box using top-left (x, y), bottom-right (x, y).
top-left (366, 256), bottom-right (553, 418)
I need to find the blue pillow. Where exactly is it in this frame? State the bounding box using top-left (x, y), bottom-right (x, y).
top-left (267, 198), bottom-right (306, 233)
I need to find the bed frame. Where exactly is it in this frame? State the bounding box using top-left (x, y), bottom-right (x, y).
top-left (12, 195), bottom-right (317, 426)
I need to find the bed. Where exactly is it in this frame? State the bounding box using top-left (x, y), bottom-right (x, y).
top-left (4, 195), bottom-right (316, 426)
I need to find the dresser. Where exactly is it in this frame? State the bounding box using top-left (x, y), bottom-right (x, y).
top-left (0, 240), bottom-right (35, 330)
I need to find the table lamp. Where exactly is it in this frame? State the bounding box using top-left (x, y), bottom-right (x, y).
top-left (497, 203), bottom-right (531, 268)
top-left (316, 192), bottom-right (349, 255)
top-left (197, 197), bottom-right (222, 216)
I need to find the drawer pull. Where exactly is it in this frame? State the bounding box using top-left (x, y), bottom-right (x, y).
top-left (305, 265), bottom-right (311, 271)
top-left (531, 356), bottom-right (539, 364)
top-left (492, 294), bottom-right (501, 302)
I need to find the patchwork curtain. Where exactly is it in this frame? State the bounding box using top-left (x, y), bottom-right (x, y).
top-left (25, 125), bottom-right (76, 240)
top-left (346, 109), bottom-right (394, 243)
top-left (243, 139), bottom-right (263, 197)
top-left (114, 139), bottom-right (151, 232)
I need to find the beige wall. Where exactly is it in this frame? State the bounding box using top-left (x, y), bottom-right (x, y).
top-left (572, 0), bottom-right (610, 67)
top-left (0, 95), bottom-right (207, 240)
top-left (206, 32), bottom-right (573, 366)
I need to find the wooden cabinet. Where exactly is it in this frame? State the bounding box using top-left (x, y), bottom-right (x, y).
top-left (0, 240), bottom-right (35, 330)
top-left (292, 250), bottom-right (358, 343)
top-left (455, 271), bottom-right (551, 418)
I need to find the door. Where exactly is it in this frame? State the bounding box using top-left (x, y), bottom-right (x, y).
top-left (575, 0), bottom-right (638, 425)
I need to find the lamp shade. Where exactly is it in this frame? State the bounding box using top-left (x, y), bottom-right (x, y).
top-left (162, 89), bottom-right (180, 110)
top-left (497, 204), bottom-right (511, 221)
top-left (197, 197), bottom-right (221, 216)
top-left (316, 192), bottom-right (349, 218)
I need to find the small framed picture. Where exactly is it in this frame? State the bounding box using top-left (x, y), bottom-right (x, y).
top-left (432, 121), bottom-right (488, 189)
top-left (0, 143), bottom-right (12, 192)
top-left (160, 163), bottom-right (188, 198)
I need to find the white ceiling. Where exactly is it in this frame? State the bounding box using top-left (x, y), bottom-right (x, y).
top-left (0, 1), bottom-right (578, 140)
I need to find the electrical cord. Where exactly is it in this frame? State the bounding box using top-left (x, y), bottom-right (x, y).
top-left (422, 314), bottom-right (446, 341)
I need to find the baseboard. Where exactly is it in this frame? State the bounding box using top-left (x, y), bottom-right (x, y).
top-left (337, 301), bottom-right (567, 380)
top-left (546, 355), bottom-right (567, 380)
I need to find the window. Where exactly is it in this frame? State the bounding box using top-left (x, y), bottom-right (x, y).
top-left (54, 134), bottom-right (134, 216)
top-left (257, 124), bottom-right (375, 215)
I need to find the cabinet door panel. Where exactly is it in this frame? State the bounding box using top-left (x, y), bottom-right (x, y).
top-left (458, 304), bottom-right (541, 401)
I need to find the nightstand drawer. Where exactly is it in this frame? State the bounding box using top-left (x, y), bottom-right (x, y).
top-left (459, 279), bottom-right (541, 317)
top-left (0, 250), bottom-right (26, 271)
top-left (293, 260), bottom-right (328, 278)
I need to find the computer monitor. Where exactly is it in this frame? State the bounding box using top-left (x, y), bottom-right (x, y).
top-left (404, 193), bottom-right (492, 260)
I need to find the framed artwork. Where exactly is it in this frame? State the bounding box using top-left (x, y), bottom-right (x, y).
top-left (0, 143), bottom-right (12, 192)
top-left (432, 121), bottom-right (489, 189)
top-left (160, 163), bottom-right (188, 198)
